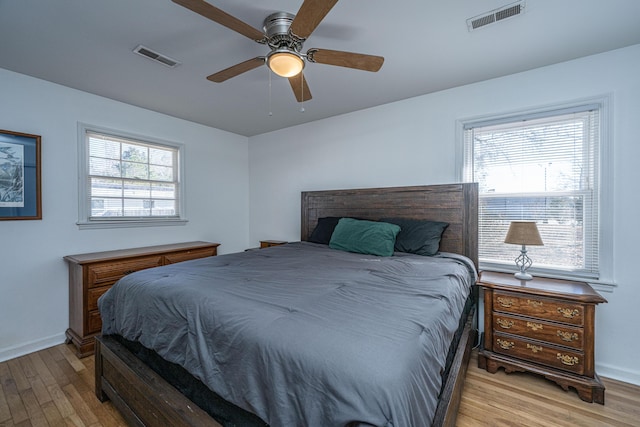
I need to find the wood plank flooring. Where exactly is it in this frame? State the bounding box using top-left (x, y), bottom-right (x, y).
top-left (0, 344), bottom-right (125, 427)
top-left (1, 344), bottom-right (638, 426)
top-left (458, 352), bottom-right (640, 427)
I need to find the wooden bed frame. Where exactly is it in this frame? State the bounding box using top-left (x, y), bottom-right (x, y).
top-left (95, 183), bottom-right (478, 427)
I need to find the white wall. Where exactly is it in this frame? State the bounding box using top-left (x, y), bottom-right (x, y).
top-left (249, 44), bottom-right (640, 385)
top-left (2, 44), bottom-right (638, 386)
top-left (0, 68), bottom-right (250, 361)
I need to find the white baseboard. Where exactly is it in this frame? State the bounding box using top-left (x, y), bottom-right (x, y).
top-left (0, 333), bottom-right (66, 363)
top-left (597, 362), bottom-right (640, 387)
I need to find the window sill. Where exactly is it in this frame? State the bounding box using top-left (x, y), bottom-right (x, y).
top-left (76, 218), bottom-right (188, 230)
top-left (479, 266), bottom-right (617, 294)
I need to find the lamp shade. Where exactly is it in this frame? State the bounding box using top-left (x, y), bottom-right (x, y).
top-left (504, 221), bottom-right (543, 246)
top-left (267, 50), bottom-right (304, 78)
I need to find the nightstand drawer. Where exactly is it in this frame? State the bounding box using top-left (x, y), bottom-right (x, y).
top-left (492, 333), bottom-right (584, 375)
top-left (493, 313), bottom-right (584, 349)
top-left (260, 240), bottom-right (287, 248)
top-left (493, 291), bottom-right (584, 326)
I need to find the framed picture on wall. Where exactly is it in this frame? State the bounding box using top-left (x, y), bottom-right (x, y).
top-left (0, 129), bottom-right (41, 220)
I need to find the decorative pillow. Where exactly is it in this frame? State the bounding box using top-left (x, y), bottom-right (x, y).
top-left (329, 218), bottom-right (400, 257)
top-left (308, 217), bottom-right (342, 244)
top-left (381, 218), bottom-right (449, 256)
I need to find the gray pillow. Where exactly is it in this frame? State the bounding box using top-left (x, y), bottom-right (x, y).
top-left (309, 217), bottom-right (342, 244)
top-left (380, 218), bottom-right (449, 256)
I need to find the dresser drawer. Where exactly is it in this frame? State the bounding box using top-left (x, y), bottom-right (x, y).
top-left (493, 313), bottom-right (584, 349)
top-left (88, 285), bottom-right (111, 312)
top-left (88, 309), bottom-right (103, 334)
top-left (493, 291), bottom-right (584, 326)
top-left (163, 247), bottom-right (217, 264)
top-left (493, 333), bottom-right (584, 375)
top-left (87, 255), bottom-right (163, 288)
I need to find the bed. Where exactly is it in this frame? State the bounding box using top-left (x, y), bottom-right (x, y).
top-left (95, 183), bottom-right (478, 427)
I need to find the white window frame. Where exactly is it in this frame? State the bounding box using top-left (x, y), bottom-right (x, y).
top-left (77, 123), bottom-right (187, 229)
top-left (456, 95), bottom-right (613, 288)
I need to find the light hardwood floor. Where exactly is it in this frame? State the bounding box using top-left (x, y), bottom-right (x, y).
top-left (1, 344), bottom-right (638, 426)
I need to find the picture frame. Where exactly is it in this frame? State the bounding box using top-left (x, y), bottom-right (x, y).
top-left (0, 129), bottom-right (41, 220)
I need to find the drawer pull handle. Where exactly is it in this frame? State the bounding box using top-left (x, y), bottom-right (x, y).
top-left (557, 331), bottom-right (579, 342)
top-left (526, 322), bottom-right (544, 331)
top-left (557, 307), bottom-right (580, 319)
top-left (497, 339), bottom-right (514, 350)
top-left (527, 343), bottom-right (543, 353)
top-left (527, 299), bottom-right (543, 308)
top-left (497, 297), bottom-right (515, 308)
top-left (123, 269), bottom-right (136, 275)
top-left (497, 318), bottom-right (514, 329)
top-left (557, 353), bottom-right (579, 366)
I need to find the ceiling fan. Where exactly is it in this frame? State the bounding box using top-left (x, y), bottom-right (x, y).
top-left (171, 0), bottom-right (384, 102)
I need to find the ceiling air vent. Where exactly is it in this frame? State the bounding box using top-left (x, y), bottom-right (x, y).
top-left (133, 45), bottom-right (180, 68)
top-left (467, 1), bottom-right (526, 31)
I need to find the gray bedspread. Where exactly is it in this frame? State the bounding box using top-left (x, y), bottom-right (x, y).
top-left (99, 242), bottom-right (476, 427)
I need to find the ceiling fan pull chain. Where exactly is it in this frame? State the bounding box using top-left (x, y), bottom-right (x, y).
top-left (268, 68), bottom-right (273, 117)
top-left (300, 71), bottom-right (305, 113)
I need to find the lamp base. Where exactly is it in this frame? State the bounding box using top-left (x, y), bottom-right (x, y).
top-left (514, 271), bottom-right (533, 281)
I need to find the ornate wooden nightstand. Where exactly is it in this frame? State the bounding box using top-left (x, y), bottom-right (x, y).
top-left (477, 271), bottom-right (607, 404)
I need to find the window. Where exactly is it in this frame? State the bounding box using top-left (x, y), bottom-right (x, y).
top-left (462, 101), bottom-right (607, 280)
top-left (77, 124), bottom-right (185, 228)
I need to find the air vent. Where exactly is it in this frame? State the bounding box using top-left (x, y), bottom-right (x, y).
top-left (467, 1), bottom-right (525, 31)
top-left (133, 45), bottom-right (180, 68)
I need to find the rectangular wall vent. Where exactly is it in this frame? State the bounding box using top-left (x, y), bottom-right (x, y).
top-left (467, 1), bottom-right (526, 31)
top-left (133, 45), bottom-right (180, 68)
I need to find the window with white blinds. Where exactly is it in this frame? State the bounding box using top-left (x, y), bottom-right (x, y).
top-left (78, 125), bottom-right (185, 228)
top-left (462, 104), bottom-right (601, 279)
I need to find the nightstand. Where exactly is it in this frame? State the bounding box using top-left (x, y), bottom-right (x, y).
top-left (477, 271), bottom-right (607, 404)
top-left (260, 240), bottom-right (287, 248)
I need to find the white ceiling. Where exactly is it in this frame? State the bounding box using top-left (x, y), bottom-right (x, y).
top-left (1, 1), bottom-right (639, 137)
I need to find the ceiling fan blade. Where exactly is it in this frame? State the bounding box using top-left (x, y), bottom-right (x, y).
top-left (307, 48), bottom-right (384, 72)
top-left (172, 0), bottom-right (265, 41)
top-left (289, 73), bottom-right (312, 102)
top-left (290, 0), bottom-right (339, 39)
top-left (207, 57), bottom-right (265, 83)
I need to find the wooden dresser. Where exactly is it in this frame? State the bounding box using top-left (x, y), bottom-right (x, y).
top-left (477, 271), bottom-right (607, 404)
top-left (64, 241), bottom-right (220, 357)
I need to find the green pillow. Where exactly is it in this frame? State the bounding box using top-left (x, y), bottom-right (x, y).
top-left (329, 218), bottom-right (401, 257)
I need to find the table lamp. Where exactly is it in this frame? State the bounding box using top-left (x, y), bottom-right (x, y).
top-left (504, 221), bottom-right (544, 280)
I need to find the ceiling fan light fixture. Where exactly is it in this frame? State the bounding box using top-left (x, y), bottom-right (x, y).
top-left (267, 50), bottom-right (304, 78)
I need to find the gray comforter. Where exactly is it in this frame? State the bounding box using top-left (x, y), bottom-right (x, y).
top-left (99, 242), bottom-right (476, 427)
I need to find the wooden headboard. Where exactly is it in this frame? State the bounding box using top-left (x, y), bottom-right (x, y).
top-left (301, 183), bottom-right (478, 269)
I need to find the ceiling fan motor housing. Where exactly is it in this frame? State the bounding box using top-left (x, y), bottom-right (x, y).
top-left (264, 12), bottom-right (294, 38)
top-left (264, 12), bottom-right (304, 52)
